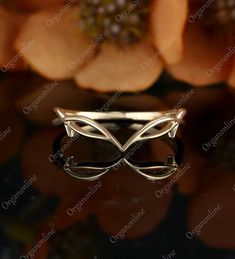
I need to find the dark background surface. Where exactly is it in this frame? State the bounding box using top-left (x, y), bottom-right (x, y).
top-left (0, 72), bottom-right (235, 259)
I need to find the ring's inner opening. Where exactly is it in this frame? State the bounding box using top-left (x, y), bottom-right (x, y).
top-left (62, 121), bottom-right (178, 166)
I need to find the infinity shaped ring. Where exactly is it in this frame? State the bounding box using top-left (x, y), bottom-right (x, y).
top-left (52, 108), bottom-right (186, 181)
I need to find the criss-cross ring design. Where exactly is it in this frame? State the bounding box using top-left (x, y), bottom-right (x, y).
top-left (52, 108), bottom-right (186, 181)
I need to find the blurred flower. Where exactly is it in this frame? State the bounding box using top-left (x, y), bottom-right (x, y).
top-left (163, 87), bottom-right (235, 195)
top-left (15, 0), bottom-right (187, 92)
top-left (187, 155), bottom-right (235, 249)
top-left (164, 86), bottom-right (235, 248)
top-left (0, 0), bottom-right (69, 12)
top-left (93, 163), bottom-right (174, 240)
top-left (20, 127), bottom-right (175, 241)
top-left (0, 7), bottom-right (27, 71)
top-left (168, 0), bottom-right (235, 88)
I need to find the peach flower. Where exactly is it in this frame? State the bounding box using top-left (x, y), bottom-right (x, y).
top-left (164, 86), bottom-right (235, 248)
top-left (0, 1), bottom-right (68, 71)
top-left (168, 0), bottom-right (235, 88)
top-left (0, 6), bottom-right (26, 71)
top-left (15, 0), bottom-right (187, 92)
top-left (1, 0), bottom-right (68, 12)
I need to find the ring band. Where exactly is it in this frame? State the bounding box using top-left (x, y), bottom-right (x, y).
top-left (52, 108), bottom-right (186, 180)
top-left (52, 132), bottom-right (184, 181)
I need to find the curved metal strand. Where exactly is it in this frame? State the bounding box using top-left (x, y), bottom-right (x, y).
top-left (52, 107), bottom-right (186, 180)
top-left (63, 156), bottom-right (122, 181)
top-left (65, 116), bottom-right (123, 151)
top-left (123, 159), bottom-right (178, 181)
top-left (122, 116), bottom-right (181, 151)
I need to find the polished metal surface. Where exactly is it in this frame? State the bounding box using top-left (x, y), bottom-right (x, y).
top-left (53, 108), bottom-right (186, 180)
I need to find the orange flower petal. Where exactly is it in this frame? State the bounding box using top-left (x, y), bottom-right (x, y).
top-left (188, 171), bottom-right (235, 249)
top-left (15, 7), bottom-right (95, 80)
top-left (7, 0), bottom-right (69, 11)
top-left (167, 24), bottom-right (231, 86)
top-left (94, 167), bottom-right (173, 239)
top-left (48, 198), bottom-right (92, 231)
top-left (75, 41), bottom-right (163, 92)
top-left (0, 8), bottom-right (26, 70)
top-left (151, 0), bottom-right (188, 64)
top-left (91, 134), bottom-right (174, 239)
top-left (21, 129), bottom-right (91, 197)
